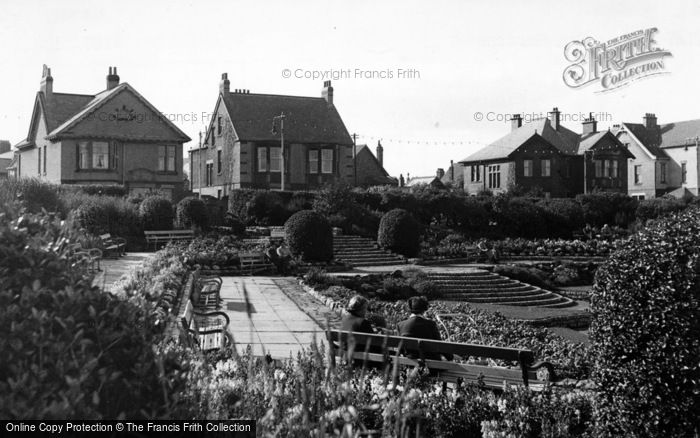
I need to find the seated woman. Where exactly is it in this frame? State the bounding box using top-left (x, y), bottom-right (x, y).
top-left (397, 296), bottom-right (453, 360)
top-left (340, 295), bottom-right (374, 333)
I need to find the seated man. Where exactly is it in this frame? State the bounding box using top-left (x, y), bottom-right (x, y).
top-left (397, 296), bottom-right (453, 361)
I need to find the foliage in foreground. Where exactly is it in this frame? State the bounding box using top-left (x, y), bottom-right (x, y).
top-left (0, 204), bottom-right (189, 419)
top-left (179, 343), bottom-right (594, 437)
top-left (591, 206), bottom-right (700, 437)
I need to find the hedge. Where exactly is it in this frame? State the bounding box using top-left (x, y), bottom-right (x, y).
top-left (139, 196), bottom-right (174, 231)
top-left (378, 208), bottom-right (421, 257)
top-left (72, 195), bottom-right (143, 250)
top-left (590, 207), bottom-right (700, 436)
top-left (284, 210), bottom-right (333, 261)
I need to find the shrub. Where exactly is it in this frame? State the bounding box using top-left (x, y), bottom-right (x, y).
top-left (576, 192), bottom-right (637, 227)
top-left (635, 197), bottom-right (687, 222)
top-left (378, 209), bottom-right (421, 257)
top-left (72, 195), bottom-right (143, 250)
top-left (139, 196), bottom-right (174, 230)
top-left (493, 265), bottom-right (554, 290)
top-left (539, 198), bottom-right (585, 238)
top-left (176, 196), bottom-right (208, 230)
top-left (0, 178), bottom-right (63, 215)
top-left (284, 210), bottom-right (333, 261)
top-left (0, 205), bottom-right (188, 419)
top-left (223, 212), bottom-right (246, 236)
top-left (590, 207), bottom-right (700, 437)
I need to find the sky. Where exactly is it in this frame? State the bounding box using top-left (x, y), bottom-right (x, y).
top-left (1, 0), bottom-right (699, 177)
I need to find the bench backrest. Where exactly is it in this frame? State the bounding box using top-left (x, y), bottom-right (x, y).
top-left (328, 330), bottom-right (534, 364)
top-left (144, 230), bottom-right (194, 236)
top-left (239, 251), bottom-right (265, 263)
top-left (180, 300), bottom-right (197, 332)
top-left (99, 233), bottom-right (112, 240)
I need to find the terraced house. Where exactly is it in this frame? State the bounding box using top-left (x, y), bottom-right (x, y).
top-left (14, 66), bottom-right (191, 199)
top-left (459, 108), bottom-right (634, 197)
top-left (615, 114), bottom-right (700, 199)
top-left (190, 75), bottom-right (354, 197)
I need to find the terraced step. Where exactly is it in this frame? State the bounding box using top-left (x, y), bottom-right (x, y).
top-left (333, 234), bottom-right (406, 267)
top-left (440, 289), bottom-right (544, 299)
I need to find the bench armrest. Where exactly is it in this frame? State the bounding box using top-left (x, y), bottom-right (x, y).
top-left (193, 310), bottom-right (230, 326)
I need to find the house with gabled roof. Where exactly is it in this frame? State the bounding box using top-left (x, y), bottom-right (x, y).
top-left (354, 141), bottom-right (396, 187)
top-left (615, 114), bottom-right (700, 199)
top-left (14, 65), bottom-right (191, 198)
top-left (459, 108), bottom-right (634, 197)
top-left (190, 75), bottom-right (355, 196)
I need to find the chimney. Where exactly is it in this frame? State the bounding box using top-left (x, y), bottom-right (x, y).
top-left (40, 64), bottom-right (53, 99)
top-left (510, 114), bottom-right (523, 131)
top-left (548, 107), bottom-right (561, 131)
top-left (106, 66), bottom-right (120, 90)
top-left (450, 159), bottom-right (454, 181)
top-left (376, 140), bottom-right (383, 167)
top-left (322, 80), bottom-right (334, 105)
top-left (644, 113), bottom-right (658, 129)
top-left (220, 72), bottom-right (230, 94)
top-left (582, 112), bottom-right (598, 135)
top-left (437, 168), bottom-right (445, 179)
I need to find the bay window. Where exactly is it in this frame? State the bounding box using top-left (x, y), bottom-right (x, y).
top-left (76, 141), bottom-right (116, 170)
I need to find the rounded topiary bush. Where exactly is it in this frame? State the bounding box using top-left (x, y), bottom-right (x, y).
top-left (139, 196), bottom-right (173, 231)
top-left (176, 196), bottom-right (208, 230)
top-left (590, 207), bottom-right (700, 437)
top-left (378, 208), bottom-right (421, 257)
top-left (284, 210), bottom-right (332, 262)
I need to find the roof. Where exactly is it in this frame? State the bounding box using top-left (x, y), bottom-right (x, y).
top-left (0, 150), bottom-right (14, 160)
top-left (44, 92), bottom-right (95, 132)
top-left (355, 144), bottom-right (389, 176)
top-left (657, 119), bottom-right (700, 149)
top-left (459, 118), bottom-right (580, 163)
top-left (618, 123), bottom-right (668, 158)
top-left (441, 162), bottom-right (464, 185)
top-left (221, 92), bottom-right (352, 145)
top-left (406, 176), bottom-right (444, 187)
top-left (0, 140), bottom-right (11, 154)
top-left (46, 84), bottom-right (190, 142)
top-left (667, 186), bottom-right (696, 199)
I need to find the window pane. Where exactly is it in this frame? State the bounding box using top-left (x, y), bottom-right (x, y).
top-left (93, 142), bottom-right (109, 169)
top-left (79, 142), bottom-right (89, 169)
top-left (270, 147), bottom-right (281, 172)
top-left (258, 148), bottom-right (267, 172)
top-left (524, 160), bottom-right (532, 177)
top-left (309, 150), bottom-right (318, 174)
top-left (321, 149), bottom-right (333, 174)
top-left (541, 159), bottom-right (550, 177)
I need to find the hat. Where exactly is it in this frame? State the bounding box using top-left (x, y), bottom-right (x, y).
top-left (408, 296), bottom-right (429, 314)
top-left (347, 295), bottom-right (369, 315)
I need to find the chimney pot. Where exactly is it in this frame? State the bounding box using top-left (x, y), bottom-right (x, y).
top-left (437, 168), bottom-right (445, 179)
top-left (548, 107), bottom-right (561, 131)
top-left (510, 114), bottom-right (523, 131)
top-left (376, 140), bottom-right (384, 167)
top-left (40, 64), bottom-right (53, 98)
top-left (106, 66), bottom-right (120, 90)
top-left (220, 72), bottom-right (230, 94)
top-left (582, 113), bottom-right (598, 135)
top-left (322, 80), bottom-right (334, 105)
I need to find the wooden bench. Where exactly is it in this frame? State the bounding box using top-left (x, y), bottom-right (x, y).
top-left (191, 269), bottom-right (223, 310)
top-left (239, 250), bottom-right (274, 274)
top-left (72, 246), bottom-right (103, 273)
top-left (144, 229), bottom-right (194, 250)
top-left (269, 226), bottom-right (285, 239)
top-left (179, 299), bottom-right (232, 351)
top-left (99, 233), bottom-right (126, 258)
top-left (327, 330), bottom-right (556, 389)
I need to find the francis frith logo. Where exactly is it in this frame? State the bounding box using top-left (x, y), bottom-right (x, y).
top-left (563, 28), bottom-right (672, 93)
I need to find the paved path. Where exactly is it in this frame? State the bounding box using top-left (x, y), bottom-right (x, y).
top-left (218, 276), bottom-right (327, 359)
top-left (92, 253), bottom-right (152, 292)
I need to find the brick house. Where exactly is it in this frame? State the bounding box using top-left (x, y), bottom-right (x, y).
top-left (13, 66), bottom-right (191, 198)
top-left (354, 141), bottom-right (396, 186)
top-left (190, 75), bottom-right (354, 197)
top-left (614, 114), bottom-right (700, 199)
top-left (459, 108), bottom-right (633, 197)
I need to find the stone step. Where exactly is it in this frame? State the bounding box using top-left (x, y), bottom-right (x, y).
top-left (542, 299), bottom-right (577, 308)
top-left (426, 274), bottom-right (498, 279)
top-left (438, 283), bottom-right (534, 292)
top-left (335, 249), bottom-right (388, 255)
top-left (440, 289), bottom-right (545, 299)
top-left (337, 257), bottom-right (403, 263)
top-left (345, 260), bottom-right (407, 267)
top-left (430, 279), bottom-right (515, 286)
top-left (492, 296), bottom-right (570, 307)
